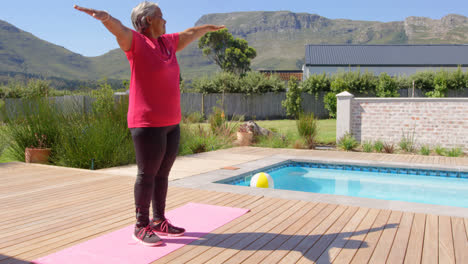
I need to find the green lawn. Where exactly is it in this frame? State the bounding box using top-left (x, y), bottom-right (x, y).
top-left (254, 119), bottom-right (336, 145)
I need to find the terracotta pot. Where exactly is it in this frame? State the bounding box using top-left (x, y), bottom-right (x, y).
top-left (237, 132), bottom-right (253, 146)
top-left (25, 147), bottom-right (51, 164)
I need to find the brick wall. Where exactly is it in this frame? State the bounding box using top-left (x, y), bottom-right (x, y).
top-left (337, 93), bottom-right (468, 151)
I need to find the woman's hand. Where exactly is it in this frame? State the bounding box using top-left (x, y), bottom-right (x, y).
top-left (73, 4), bottom-right (132, 52)
top-left (74, 5), bottom-right (110, 22)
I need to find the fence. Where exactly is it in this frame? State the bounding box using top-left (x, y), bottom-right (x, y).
top-left (336, 92), bottom-right (468, 151)
top-left (3, 87), bottom-right (468, 121)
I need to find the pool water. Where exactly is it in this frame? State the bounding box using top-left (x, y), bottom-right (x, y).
top-left (225, 163), bottom-right (468, 208)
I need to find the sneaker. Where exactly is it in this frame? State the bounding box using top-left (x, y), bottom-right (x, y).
top-left (151, 219), bottom-right (185, 237)
top-left (133, 225), bottom-right (163, 246)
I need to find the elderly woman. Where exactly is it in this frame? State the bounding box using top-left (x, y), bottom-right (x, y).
top-left (74, 2), bottom-right (224, 246)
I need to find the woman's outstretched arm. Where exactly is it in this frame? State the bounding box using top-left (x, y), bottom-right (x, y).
top-left (177, 25), bottom-right (225, 52)
top-left (74, 5), bottom-right (133, 52)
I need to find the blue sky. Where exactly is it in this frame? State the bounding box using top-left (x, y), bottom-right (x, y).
top-left (1, 0), bottom-right (467, 57)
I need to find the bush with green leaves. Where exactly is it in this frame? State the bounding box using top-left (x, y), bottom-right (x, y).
top-left (296, 113), bottom-right (318, 149)
top-left (178, 123), bottom-right (233, 156)
top-left (240, 71), bottom-right (285, 94)
top-left (362, 140), bottom-right (373, 152)
top-left (323, 92), bottom-right (337, 118)
top-left (184, 112), bottom-right (205, 123)
top-left (337, 132), bottom-right (358, 151)
top-left (374, 140), bottom-right (384, 153)
top-left (399, 129), bottom-right (416, 153)
top-left (301, 73), bottom-right (330, 98)
top-left (192, 71), bottom-right (284, 94)
top-left (208, 106), bottom-right (226, 133)
top-left (411, 71), bottom-right (434, 92)
top-left (426, 70), bottom-right (449, 97)
top-left (419, 145), bottom-right (431, 155)
top-left (376, 73), bottom-right (400, 97)
top-left (435, 146), bottom-right (446, 156)
top-left (1, 98), bottom-right (62, 162)
top-left (446, 147), bottom-right (463, 157)
top-left (282, 76), bottom-right (302, 118)
top-left (1, 85), bottom-right (135, 169)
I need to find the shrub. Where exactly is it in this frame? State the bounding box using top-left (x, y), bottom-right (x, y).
top-left (399, 129), bottom-right (416, 153)
top-left (255, 133), bottom-right (290, 148)
top-left (362, 140), bottom-right (373, 152)
top-left (282, 76), bottom-right (302, 118)
top-left (374, 140), bottom-right (384, 153)
top-left (411, 71), bottom-right (434, 92)
top-left (323, 92), bottom-right (337, 118)
top-left (419, 145), bottom-right (431, 155)
top-left (296, 113), bottom-right (318, 149)
top-left (383, 142), bottom-right (395, 153)
top-left (241, 71), bottom-right (285, 94)
top-left (435, 145), bottom-right (446, 156)
top-left (446, 147), bottom-right (463, 157)
top-left (184, 112), bottom-right (204, 123)
top-left (1, 98), bottom-right (62, 162)
top-left (426, 70), bottom-right (449, 97)
top-left (337, 132), bottom-right (358, 151)
top-left (53, 92), bottom-right (134, 169)
top-left (179, 123), bottom-right (232, 156)
top-left (208, 106), bottom-right (226, 133)
top-left (302, 73), bottom-right (330, 98)
top-left (376, 73), bottom-right (399, 97)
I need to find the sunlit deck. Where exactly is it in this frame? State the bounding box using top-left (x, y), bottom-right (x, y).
top-left (1, 147), bottom-right (467, 263)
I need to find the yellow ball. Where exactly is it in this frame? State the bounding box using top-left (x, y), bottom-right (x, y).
top-left (250, 172), bottom-right (274, 188)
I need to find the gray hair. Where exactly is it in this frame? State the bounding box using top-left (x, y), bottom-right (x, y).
top-left (131, 1), bottom-right (159, 33)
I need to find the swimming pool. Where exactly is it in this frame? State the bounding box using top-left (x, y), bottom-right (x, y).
top-left (218, 161), bottom-right (468, 208)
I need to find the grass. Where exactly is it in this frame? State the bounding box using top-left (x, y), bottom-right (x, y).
top-left (253, 119), bottom-right (336, 145)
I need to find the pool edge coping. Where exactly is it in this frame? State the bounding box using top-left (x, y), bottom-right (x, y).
top-left (169, 154), bottom-right (468, 218)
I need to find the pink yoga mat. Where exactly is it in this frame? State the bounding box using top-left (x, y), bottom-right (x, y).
top-left (33, 203), bottom-right (249, 264)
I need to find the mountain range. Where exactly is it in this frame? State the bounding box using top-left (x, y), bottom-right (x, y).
top-left (1, 12), bottom-right (468, 87)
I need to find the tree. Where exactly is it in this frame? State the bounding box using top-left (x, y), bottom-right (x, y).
top-left (281, 76), bottom-right (302, 118)
top-left (198, 29), bottom-right (256, 75)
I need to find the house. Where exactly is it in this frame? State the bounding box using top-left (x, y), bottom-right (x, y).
top-left (259, 70), bottom-right (303, 82)
top-left (303, 44), bottom-right (468, 79)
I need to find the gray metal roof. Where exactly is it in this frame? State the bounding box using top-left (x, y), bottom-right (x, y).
top-left (305, 45), bottom-right (468, 66)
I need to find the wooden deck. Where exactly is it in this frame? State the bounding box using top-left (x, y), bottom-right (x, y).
top-left (1, 151), bottom-right (468, 263)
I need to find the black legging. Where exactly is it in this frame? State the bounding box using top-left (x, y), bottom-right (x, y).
top-left (130, 125), bottom-right (180, 227)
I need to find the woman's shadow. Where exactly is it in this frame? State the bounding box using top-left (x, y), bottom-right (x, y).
top-left (166, 223), bottom-right (398, 263)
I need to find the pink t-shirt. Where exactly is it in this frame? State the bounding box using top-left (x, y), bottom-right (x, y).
top-left (125, 30), bottom-right (180, 128)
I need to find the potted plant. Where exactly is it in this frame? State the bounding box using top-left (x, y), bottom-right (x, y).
top-left (237, 123), bottom-right (254, 146)
top-left (25, 133), bottom-right (51, 164)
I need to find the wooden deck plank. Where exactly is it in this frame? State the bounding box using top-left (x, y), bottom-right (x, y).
top-left (368, 210), bottom-right (403, 263)
top-left (438, 215), bottom-right (455, 264)
top-left (184, 199), bottom-right (303, 264)
top-left (278, 205), bottom-right (348, 264)
top-left (404, 213), bottom-right (426, 264)
top-left (452, 217), bottom-right (468, 264)
top-left (296, 206), bottom-right (360, 263)
top-left (331, 208), bottom-right (380, 264)
top-left (314, 207), bottom-right (369, 264)
top-left (18, 189), bottom-right (237, 261)
top-left (349, 209), bottom-right (391, 264)
top-left (2, 187), bottom-right (216, 261)
top-left (386, 212), bottom-right (414, 264)
top-left (220, 202), bottom-right (319, 264)
top-left (154, 197), bottom-right (291, 264)
top-left (241, 203), bottom-right (328, 264)
top-left (422, 214), bottom-right (438, 264)
top-left (2, 155), bottom-right (468, 264)
top-left (465, 218), bottom-right (468, 239)
top-left (259, 203), bottom-right (338, 264)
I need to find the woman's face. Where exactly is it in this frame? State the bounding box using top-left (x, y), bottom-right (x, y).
top-left (148, 7), bottom-right (166, 36)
